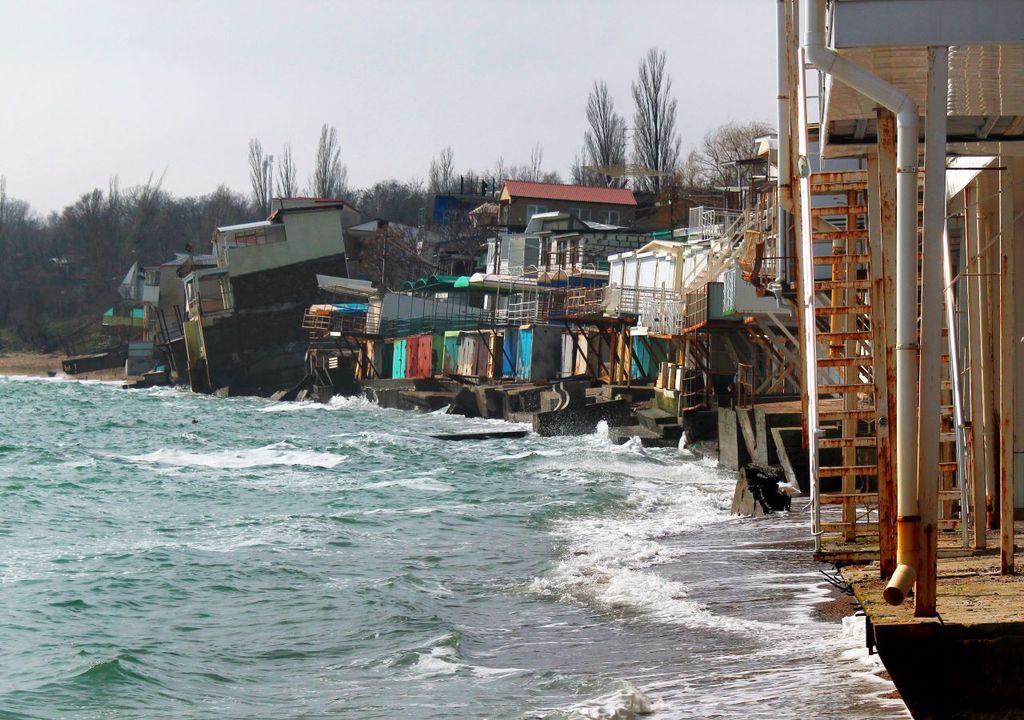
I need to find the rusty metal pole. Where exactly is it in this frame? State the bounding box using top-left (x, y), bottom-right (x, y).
top-left (877, 110), bottom-right (900, 576)
top-left (999, 158), bottom-right (1017, 574)
top-left (868, 151), bottom-right (897, 577)
top-left (943, 213), bottom-right (971, 549)
top-left (1015, 157), bottom-right (1024, 561)
top-left (978, 170), bottom-right (1000, 527)
top-left (914, 46), bottom-right (947, 616)
top-left (965, 182), bottom-right (989, 548)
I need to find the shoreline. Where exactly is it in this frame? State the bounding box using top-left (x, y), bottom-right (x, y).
top-left (0, 352), bottom-right (127, 382)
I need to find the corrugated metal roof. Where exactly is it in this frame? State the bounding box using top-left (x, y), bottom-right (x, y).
top-left (503, 181), bottom-right (637, 207)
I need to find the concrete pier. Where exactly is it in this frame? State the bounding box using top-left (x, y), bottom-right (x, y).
top-left (842, 529), bottom-right (1024, 719)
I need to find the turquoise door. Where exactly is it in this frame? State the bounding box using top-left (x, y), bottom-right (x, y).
top-left (516, 328), bottom-right (533, 381)
top-left (392, 339), bottom-right (406, 379)
top-left (631, 337), bottom-right (651, 380)
top-left (443, 333), bottom-right (459, 374)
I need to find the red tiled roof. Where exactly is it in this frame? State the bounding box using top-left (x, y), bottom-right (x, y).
top-left (502, 180), bottom-right (637, 207)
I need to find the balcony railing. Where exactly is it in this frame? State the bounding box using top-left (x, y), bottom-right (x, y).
top-left (684, 282), bottom-right (724, 329)
top-left (688, 206), bottom-right (744, 244)
top-left (563, 287), bottom-right (605, 316)
top-left (302, 310), bottom-right (369, 336)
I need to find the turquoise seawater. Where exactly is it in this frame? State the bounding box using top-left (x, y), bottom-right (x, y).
top-left (0, 376), bottom-right (908, 719)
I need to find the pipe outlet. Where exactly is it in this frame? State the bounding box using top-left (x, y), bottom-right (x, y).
top-left (884, 516), bottom-right (921, 605)
top-left (883, 563), bottom-right (917, 606)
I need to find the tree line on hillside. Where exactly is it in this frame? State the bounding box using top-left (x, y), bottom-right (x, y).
top-left (0, 176), bottom-right (255, 352)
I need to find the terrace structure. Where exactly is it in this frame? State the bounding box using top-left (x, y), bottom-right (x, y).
top-left (778, 1), bottom-right (1024, 714)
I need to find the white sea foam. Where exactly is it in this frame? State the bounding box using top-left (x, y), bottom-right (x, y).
top-left (541, 684), bottom-right (655, 720)
top-left (138, 386), bottom-right (188, 398)
top-left (0, 373), bottom-right (122, 386)
top-left (527, 430), bottom-right (785, 633)
top-left (129, 443), bottom-right (347, 469)
top-left (362, 476), bottom-right (455, 492)
top-left (385, 633), bottom-right (525, 680)
top-left (256, 394), bottom-right (380, 413)
top-left (493, 449), bottom-right (565, 461)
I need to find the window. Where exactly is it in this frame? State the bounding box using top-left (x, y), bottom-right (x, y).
top-left (605, 210), bottom-right (620, 225)
top-left (526, 204), bottom-right (547, 219)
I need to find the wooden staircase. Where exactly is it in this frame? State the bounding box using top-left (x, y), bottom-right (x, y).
top-left (809, 171), bottom-right (961, 560)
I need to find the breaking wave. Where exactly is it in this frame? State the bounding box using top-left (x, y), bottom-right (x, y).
top-left (128, 443), bottom-right (347, 469)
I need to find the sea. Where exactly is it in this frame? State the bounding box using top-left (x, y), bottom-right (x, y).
top-left (0, 375), bottom-right (909, 719)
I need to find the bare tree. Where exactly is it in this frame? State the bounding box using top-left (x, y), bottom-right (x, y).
top-left (248, 139), bottom-right (271, 214)
top-left (582, 81), bottom-right (627, 187)
top-left (691, 120), bottom-right (776, 189)
top-left (492, 156), bottom-right (508, 187)
top-left (631, 47), bottom-right (681, 193)
top-left (275, 143), bottom-right (299, 198)
top-left (428, 146), bottom-right (456, 194)
top-left (527, 143), bottom-right (544, 182)
top-left (310, 124), bottom-right (348, 199)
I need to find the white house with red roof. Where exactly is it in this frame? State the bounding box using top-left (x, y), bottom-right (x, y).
top-left (498, 180), bottom-right (637, 228)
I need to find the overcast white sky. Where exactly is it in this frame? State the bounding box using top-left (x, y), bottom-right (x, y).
top-left (1, 0), bottom-right (777, 213)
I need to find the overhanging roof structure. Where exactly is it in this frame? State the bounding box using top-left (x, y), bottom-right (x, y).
top-left (820, 0), bottom-right (1024, 158)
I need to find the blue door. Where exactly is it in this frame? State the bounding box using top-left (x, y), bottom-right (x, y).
top-left (516, 328), bottom-right (533, 381)
top-left (502, 329), bottom-right (519, 378)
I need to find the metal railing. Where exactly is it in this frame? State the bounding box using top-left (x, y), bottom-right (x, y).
top-left (688, 206), bottom-right (744, 244)
top-left (564, 287), bottom-right (606, 316)
top-left (302, 310), bottom-right (369, 336)
top-left (684, 285), bottom-right (711, 328)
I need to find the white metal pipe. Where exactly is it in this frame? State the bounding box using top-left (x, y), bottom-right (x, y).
top-left (776, 0), bottom-right (793, 284)
top-left (802, 0), bottom-right (921, 602)
top-left (777, 0), bottom-right (791, 188)
top-left (794, 44), bottom-right (822, 551)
